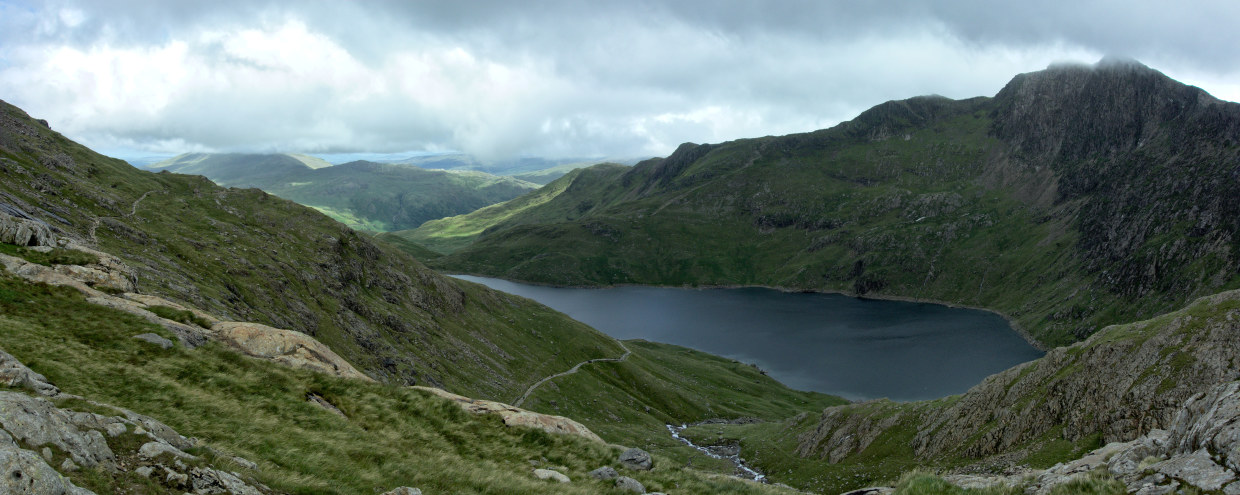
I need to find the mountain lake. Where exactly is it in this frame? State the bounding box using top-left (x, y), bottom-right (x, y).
top-left (454, 275), bottom-right (1045, 401)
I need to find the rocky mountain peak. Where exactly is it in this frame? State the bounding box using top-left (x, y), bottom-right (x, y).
top-left (990, 56), bottom-right (1227, 169)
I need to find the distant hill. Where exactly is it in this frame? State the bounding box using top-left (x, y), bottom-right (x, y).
top-left (424, 58), bottom-right (1240, 347)
top-left (151, 153), bottom-right (538, 231)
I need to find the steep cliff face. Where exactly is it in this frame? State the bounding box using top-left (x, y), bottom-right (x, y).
top-left (988, 59), bottom-right (1240, 333)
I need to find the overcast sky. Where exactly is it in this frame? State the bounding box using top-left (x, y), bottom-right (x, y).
top-left (1, 0), bottom-right (1237, 162)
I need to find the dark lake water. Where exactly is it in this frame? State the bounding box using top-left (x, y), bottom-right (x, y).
top-left (454, 275), bottom-right (1044, 401)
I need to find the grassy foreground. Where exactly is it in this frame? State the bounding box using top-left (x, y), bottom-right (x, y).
top-left (0, 271), bottom-right (804, 494)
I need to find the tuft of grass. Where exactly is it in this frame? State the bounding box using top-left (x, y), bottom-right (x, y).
top-left (0, 242), bottom-right (99, 266)
top-left (145, 305), bottom-right (213, 329)
top-left (893, 471), bottom-right (1022, 495)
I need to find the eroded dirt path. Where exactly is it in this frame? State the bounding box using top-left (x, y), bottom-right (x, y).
top-left (512, 341), bottom-right (631, 407)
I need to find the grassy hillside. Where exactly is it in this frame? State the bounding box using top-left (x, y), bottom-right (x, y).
top-left (425, 60), bottom-right (1240, 347)
top-left (151, 154), bottom-right (538, 231)
top-left (2, 98), bottom-right (851, 490)
top-left (0, 270), bottom-right (804, 494)
top-left (388, 166), bottom-right (631, 254)
top-left (0, 99), bottom-right (610, 402)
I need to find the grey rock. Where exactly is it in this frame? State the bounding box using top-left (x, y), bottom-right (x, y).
top-left (1227, 481), bottom-right (1240, 495)
top-left (589, 466), bottom-right (618, 480)
top-left (0, 391), bottom-right (115, 470)
top-left (381, 488), bottom-right (423, 495)
top-left (138, 441), bottom-right (196, 461)
top-left (115, 409), bottom-right (194, 450)
top-left (619, 447), bottom-right (652, 471)
top-left (1152, 449), bottom-right (1235, 491)
top-left (165, 467), bottom-right (189, 487)
top-left (614, 476), bottom-right (645, 493)
top-left (1133, 481), bottom-right (1178, 495)
top-left (533, 468), bottom-right (570, 483)
top-left (189, 466), bottom-right (263, 495)
top-left (0, 443), bottom-right (97, 495)
top-left (134, 466), bottom-right (154, 477)
top-left (40, 447), bottom-right (52, 461)
top-left (104, 423), bottom-right (126, 437)
top-left (132, 333), bottom-right (174, 349)
top-left (0, 348), bottom-right (61, 397)
top-left (1169, 381), bottom-right (1240, 471)
top-left (232, 455), bottom-right (258, 470)
top-left (0, 213), bottom-right (54, 247)
top-left (59, 458), bottom-right (77, 471)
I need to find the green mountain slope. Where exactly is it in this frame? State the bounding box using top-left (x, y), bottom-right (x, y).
top-left (1, 97), bottom-right (846, 487)
top-left (0, 269), bottom-right (805, 494)
top-left (151, 153), bottom-right (538, 231)
top-left (0, 100), bottom-right (606, 402)
top-left (427, 58), bottom-right (1240, 347)
top-left (388, 165), bottom-right (630, 254)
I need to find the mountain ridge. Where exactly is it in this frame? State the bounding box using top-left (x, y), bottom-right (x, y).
top-left (419, 58), bottom-right (1240, 347)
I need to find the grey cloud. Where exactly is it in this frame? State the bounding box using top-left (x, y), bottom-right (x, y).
top-left (1, 0), bottom-right (1236, 161)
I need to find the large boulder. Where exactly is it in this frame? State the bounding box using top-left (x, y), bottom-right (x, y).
top-left (211, 322), bottom-right (373, 381)
top-left (533, 468), bottom-right (570, 483)
top-left (413, 386), bottom-right (603, 442)
top-left (615, 476), bottom-right (646, 493)
top-left (619, 447), bottom-right (653, 471)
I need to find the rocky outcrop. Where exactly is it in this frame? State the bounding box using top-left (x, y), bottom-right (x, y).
top-left (0, 211), bottom-right (54, 247)
top-left (0, 350), bottom-right (269, 494)
top-left (212, 322), bottom-right (373, 382)
top-left (796, 400), bottom-right (906, 462)
top-left (0, 349), bottom-right (61, 397)
top-left (413, 386), bottom-right (603, 442)
top-left (0, 431), bottom-right (95, 495)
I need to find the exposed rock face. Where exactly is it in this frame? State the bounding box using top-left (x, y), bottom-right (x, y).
top-left (0, 431), bottom-right (95, 495)
top-left (0, 349), bottom-right (268, 494)
top-left (0, 212), bottom-right (54, 247)
top-left (381, 488), bottom-right (423, 495)
top-left (212, 322), bottom-right (373, 381)
top-left (413, 386), bottom-right (603, 442)
top-left (795, 400), bottom-right (905, 462)
top-left (0, 392), bottom-right (116, 470)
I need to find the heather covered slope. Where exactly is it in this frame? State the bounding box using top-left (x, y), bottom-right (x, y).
top-left (428, 58), bottom-right (1240, 346)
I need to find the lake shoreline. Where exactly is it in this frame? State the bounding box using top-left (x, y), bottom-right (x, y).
top-left (444, 272), bottom-right (1050, 352)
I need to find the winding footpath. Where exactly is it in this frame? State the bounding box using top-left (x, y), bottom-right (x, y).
top-left (512, 341), bottom-right (632, 407)
top-left (88, 189), bottom-right (161, 245)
